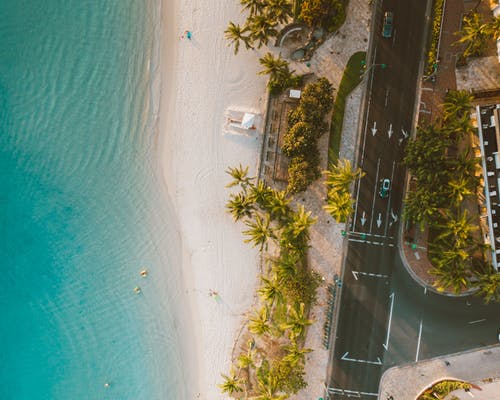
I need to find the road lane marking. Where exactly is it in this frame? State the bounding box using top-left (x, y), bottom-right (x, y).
top-left (327, 387), bottom-right (378, 397)
top-left (415, 318), bottom-right (423, 362)
top-left (387, 123), bottom-right (393, 138)
top-left (371, 121), bottom-right (377, 136)
top-left (468, 319), bottom-right (486, 324)
top-left (347, 238), bottom-right (395, 247)
top-left (352, 270), bottom-right (388, 280)
top-left (355, 46), bottom-right (378, 228)
top-left (384, 160), bottom-right (397, 237)
top-left (376, 212), bottom-right (382, 228)
top-left (341, 352), bottom-right (382, 365)
top-left (369, 158), bottom-right (381, 233)
top-left (350, 231), bottom-right (394, 239)
top-left (392, 29), bottom-right (397, 46)
top-left (385, 88), bottom-right (390, 107)
top-left (383, 292), bottom-right (395, 350)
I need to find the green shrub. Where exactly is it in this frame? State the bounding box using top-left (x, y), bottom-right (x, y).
top-left (282, 121), bottom-right (316, 157)
top-left (426, 0), bottom-right (445, 75)
top-left (281, 267), bottom-right (321, 308)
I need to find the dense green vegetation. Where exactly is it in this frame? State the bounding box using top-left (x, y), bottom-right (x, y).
top-left (426, 0), bottom-right (444, 76)
top-left (403, 90), bottom-right (500, 301)
top-left (221, 165), bottom-right (320, 398)
top-left (454, 12), bottom-right (500, 61)
top-left (323, 159), bottom-right (364, 223)
top-left (417, 380), bottom-right (471, 400)
top-left (258, 52), bottom-right (303, 94)
top-left (328, 51), bottom-right (365, 164)
top-left (283, 78), bottom-right (334, 193)
top-left (225, 0), bottom-right (295, 54)
top-left (298, 0), bottom-right (347, 33)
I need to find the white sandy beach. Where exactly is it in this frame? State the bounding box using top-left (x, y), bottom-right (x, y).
top-left (159, 0), bottom-right (371, 398)
top-left (159, 1), bottom-right (269, 398)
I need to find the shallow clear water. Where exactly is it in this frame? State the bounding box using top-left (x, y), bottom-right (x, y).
top-left (0, 1), bottom-right (188, 399)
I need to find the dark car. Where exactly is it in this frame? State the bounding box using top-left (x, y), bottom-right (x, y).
top-left (382, 11), bottom-right (394, 38)
top-left (379, 178), bottom-right (391, 198)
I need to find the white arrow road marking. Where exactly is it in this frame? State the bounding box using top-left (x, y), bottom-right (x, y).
top-left (371, 121), bottom-right (377, 136)
top-left (377, 213), bottom-right (382, 228)
top-left (383, 292), bottom-right (395, 351)
top-left (360, 211), bottom-right (367, 226)
top-left (341, 352), bottom-right (382, 365)
top-left (387, 123), bottom-right (393, 138)
top-left (352, 271), bottom-right (359, 280)
top-left (390, 209), bottom-right (398, 222)
top-left (401, 128), bottom-right (409, 139)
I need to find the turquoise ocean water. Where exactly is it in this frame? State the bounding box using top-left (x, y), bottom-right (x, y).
top-left (0, 1), bottom-right (190, 399)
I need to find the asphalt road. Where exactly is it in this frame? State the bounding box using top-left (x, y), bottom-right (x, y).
top-left (326, 0), bottom-right (500, 398)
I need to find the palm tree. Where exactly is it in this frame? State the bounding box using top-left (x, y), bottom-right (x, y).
top-left (254, 367), bottom-right (285, 400)
top-left (266, 189), bottom-right (291, 223)
top-left (435, 210), bottom-right (477, 248)
top-left (324, 190), bottom-right (354, 223)
top-left (282, 341), bottom-right (312, 367)
top-left (454, 11), bottom-right (488, 58)
top-left (258, 274), bottom-right (284, 308)
top-left (219, 367), bottom-right (245, 395)
top-left (476, 271), bottom-right (500, 304)
top-left (324, 159), bottom-right (364, 192)
top-left (447, 179), bottom-right (474, 206)
top-left (268, 252), bottom-right (298, 282)
top-left (226, 163), bottom-right (253, 188)
top-left (483, 16), bottom-right (500, 40)
top-left (243, 213), bottom-right (274, 250)
top-left (250, 180), bottom-right (274, 210)
top-left (284, 204), bottom-right (316, 244)
top-left (403, 187), bottom-right (441, 230)
top-left (258, 52), bottom-right (291, 82)
top-left (224, 21), bottom-right (254, 55)
top-left (249, 15), bottom-right (279, 48)
top-left (280, 302), bottom-right (314, 339)
top-left (240, 0), bottom-right (265, 16)
top-left (442, 90), bottom-right (473, 121)
top-left (226, 192), bottom-right (254, 221)
top-left (249, 306), bottom-right (272, 335)
top-left (264, 0), bottom-right (293, 24)
top-left (431, 261), bottom-right (470, 294)
top-left (450, 147), bottom-right (480, 181)
top-left (237, 346), bottom-right (257, 369)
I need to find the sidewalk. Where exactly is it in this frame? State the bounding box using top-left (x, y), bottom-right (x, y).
top-left (418, 0), bottom-right (465, 124)
top-left (378, 344), bottom-right (500, 400)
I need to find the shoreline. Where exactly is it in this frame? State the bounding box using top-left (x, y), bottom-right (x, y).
top-left (156, 0), bottom-right (371, 397)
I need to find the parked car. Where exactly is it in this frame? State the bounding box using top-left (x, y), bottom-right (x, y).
top-left (379, 178), bottom-right (391, 198)
top-left (382, 11), bottom-right (394, 38)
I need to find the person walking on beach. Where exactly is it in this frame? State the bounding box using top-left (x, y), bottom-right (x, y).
top-left (184, 30), bottom-right (192, 40)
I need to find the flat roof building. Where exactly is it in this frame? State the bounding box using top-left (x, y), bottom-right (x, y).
top-left (475, 103), bottom-right (500, 271)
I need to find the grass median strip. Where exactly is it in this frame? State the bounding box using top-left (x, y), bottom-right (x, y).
top-left (328, 51), bottom-right (366, 164)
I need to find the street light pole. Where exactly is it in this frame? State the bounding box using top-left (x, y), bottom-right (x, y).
top-left (360, 60), bottom-right (388, 78)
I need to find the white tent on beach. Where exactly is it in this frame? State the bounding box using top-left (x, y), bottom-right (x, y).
top-left (240, 113), bottom-right (256, 129)
top-left (223, 109), bottom-right (261, 136)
